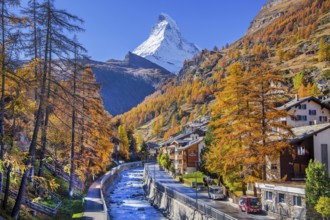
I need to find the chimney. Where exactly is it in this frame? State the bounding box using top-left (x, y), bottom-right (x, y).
top-left (295, 94), bottom-right (299, 101)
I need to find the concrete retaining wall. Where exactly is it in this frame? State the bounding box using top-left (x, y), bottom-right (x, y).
top-left (143, 167), bottom-right (214, 220)
top-left (100, 162), bottom-right (143, 220)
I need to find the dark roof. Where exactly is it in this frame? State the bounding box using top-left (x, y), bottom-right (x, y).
top-left (278, 96), bottom-right (330, 111)
top-left (178, 137), bottom-right (204, 150)
top-left (173, 140), bottom-right (189, 144)
top-left (146, 142), bottom-right (159, 148)
top-left (160, 131), bottom-right (192, 146)
top-left (291, 123), bottom-right (330, 143)
top-left (322, 97), bottom-right (330, 104)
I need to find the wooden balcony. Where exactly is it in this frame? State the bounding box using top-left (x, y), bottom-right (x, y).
top-left (177, 163), bottom-right (187, 168)
top-left (169, 155), bottom-right (175, 160)
top-left (176, 155), bottom-right (183, 160)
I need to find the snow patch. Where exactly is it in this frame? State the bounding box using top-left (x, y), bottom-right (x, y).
top-left (133, 13), bottom-right (200, 73)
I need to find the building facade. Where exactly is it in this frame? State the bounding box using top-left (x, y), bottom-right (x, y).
top-left (278, 96), bottom-right (330, 127)
top-left (257, 96), bottom-right (330, 219)
top-left (159, 117), bottom-right (208, 175)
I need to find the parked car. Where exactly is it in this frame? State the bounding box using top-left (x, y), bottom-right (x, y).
top-left (238, 196), bottom-right (261, 213)
top-left (208, 185), bottom-right (226, 200)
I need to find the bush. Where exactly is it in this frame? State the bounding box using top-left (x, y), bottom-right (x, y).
top-left (182, 171), bottom-right (205, 178)
top-left (306, 160), bottom-right (330, 206)
top-left (315, 196), bottom-right (330, 218)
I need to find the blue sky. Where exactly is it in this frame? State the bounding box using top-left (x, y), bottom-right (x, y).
top-left (52, 0), bottom-right (267, 61)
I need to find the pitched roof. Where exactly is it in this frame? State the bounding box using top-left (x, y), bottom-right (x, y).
top-left (322, 97), bottom-right (330, 104)
top-left (159, 132), bottom-right (192, 146)
top-left (146, 142), bottom-right (159, 148)
top-left (278, 96), bottom-right (330, 111)
top-left (176, 137), bottom-right (204, 150)
top-left (291, 123), bottom-right (330, 143)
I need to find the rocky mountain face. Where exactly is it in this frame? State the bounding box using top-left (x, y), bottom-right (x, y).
top-left (133, 13), bottom-right (200, 73)
top-left (247, 0), bottom-right (302, 34)
top-left (88, 52), bottom-right (174, 116)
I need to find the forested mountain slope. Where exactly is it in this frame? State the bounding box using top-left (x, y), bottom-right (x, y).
top-left (115, 0), bottom-right (330, 142)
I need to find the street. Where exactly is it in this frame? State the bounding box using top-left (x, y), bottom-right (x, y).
top-left (145, 163), bottom-right (276, 220)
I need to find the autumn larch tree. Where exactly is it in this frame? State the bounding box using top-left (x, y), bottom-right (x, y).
top-left (12, 0), bottom-right (85, 217)
top-left (0, 0), bottom-right (20, 208)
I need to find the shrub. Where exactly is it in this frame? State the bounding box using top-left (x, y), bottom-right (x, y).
top-left (315, 196), bottom-right (330, 219)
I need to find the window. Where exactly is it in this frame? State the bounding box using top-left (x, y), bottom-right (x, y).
top-left (297, 146), bottom-right (306, 156)
top-left (321, 144), bottom-right (328, 172)
top-left (309, 121), bottom-right (314, 125)
top-left (309, 110), bottom-right (316, 115)
top-left (271, 164), bottom-right (278, 170)
top-left (278, 193), bottom-right (285, 203)
top-left (265, 191), bottom-right (273, 201)
top-left (296, 115), bottom-right (307, 121)
top-left (293, 196), bottom-right (302, 206)
top-left (320, 116), bottom-right (328, 122)
top-left (298, 104), bottom-right (307, 110)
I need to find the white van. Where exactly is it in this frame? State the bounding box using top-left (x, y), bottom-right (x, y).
top-left (208, 185), bottom-right (225, 200)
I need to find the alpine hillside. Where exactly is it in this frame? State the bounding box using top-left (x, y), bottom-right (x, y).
top-left (89, 52), bottom-right (174, 116)
top-left (116, 0), bottom-right (330, 142)
top-left (133, 13), bottom-right (200, 73)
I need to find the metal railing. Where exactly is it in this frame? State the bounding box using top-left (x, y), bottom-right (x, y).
top-left (145, 166), bottom-right (237, 220)
top-left (8, 190), bottom-right (61, 217)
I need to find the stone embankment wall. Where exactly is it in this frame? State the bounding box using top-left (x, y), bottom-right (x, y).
top-left (100, 162), bottom-right (142, 220)
top-left (143, 165), bottom-right (233, 220)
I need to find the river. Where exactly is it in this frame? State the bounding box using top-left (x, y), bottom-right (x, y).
top-left (108, 167), bottom-right (168, 220)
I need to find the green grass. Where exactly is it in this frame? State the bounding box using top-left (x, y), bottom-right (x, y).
top-left (181, 171), bottom-right (206, 186)
top-left (182, 171), bottom-right (205, 179)
top-left (54, 197), bottom-right (85, 220)
top-left (72, 212), bottom-right (84, 218)
top-left (39, 198), bottom-right (58, 208)
top-left (184, 177), bottom-right (204, 183)
top-left (35, 164), bottom-right (86, 219)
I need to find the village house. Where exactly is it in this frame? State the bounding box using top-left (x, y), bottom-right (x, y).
top-left (159, 117), bottom-right (209, 174)
top-left (256, 96), bottom-right (330, 219)
top-left (278, 95), bottom-right (330, 127)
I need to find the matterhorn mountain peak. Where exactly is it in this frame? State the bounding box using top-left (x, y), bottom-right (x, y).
top-left (133, 13), bottom-right (200, 73)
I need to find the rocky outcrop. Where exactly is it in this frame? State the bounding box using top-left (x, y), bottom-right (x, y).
top-left (247, 0), bottom-right (303, 35)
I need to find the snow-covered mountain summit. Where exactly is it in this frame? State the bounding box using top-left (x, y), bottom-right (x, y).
top-left (133, 13), bottom-right (200, 73)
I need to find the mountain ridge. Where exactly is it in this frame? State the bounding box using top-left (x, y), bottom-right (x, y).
top-left (88, 52), bottom-right (174, 116)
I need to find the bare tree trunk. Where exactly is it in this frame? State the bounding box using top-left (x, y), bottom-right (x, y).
top-left (242, 182), bottom-right (246, 196)
top-left (3, 164), bottom-right (12, 210)
top-left (0, 0), bottom-right (6, 207)
top-left (29, 0), bottom-right (39, 183)
top-left (69, 46), bottom-right (78, 197)
top-left (3, 89), bottom-right (18, 210)
top-left (38, 33), bottom-right (52, 178)
top-left (11, 4), bottom-right (51, 217)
